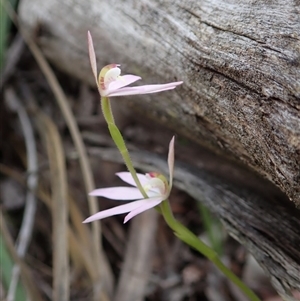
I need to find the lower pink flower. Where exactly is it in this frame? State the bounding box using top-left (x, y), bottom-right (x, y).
top-left (83, 137), bottom-right (175, 223)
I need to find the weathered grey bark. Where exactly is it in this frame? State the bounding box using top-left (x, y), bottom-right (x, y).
top-left (18, 0), bottom-right (300, 299)
top-left (18, 0), bottom-right (300, 206)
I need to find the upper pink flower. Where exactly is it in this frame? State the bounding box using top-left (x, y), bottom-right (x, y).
top-left (88, 31), bottom-right (183, 97)
top-left (83, 136), bottom-right (175, 224)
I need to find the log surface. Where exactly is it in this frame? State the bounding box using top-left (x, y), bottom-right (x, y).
top-left (19, 0), bottom-right (300, 205)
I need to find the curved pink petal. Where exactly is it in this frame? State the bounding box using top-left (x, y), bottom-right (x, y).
top-left (107, 75), bottom-right (141, 92)
top-left (89, 187), bottom-right (143, 200)
top-left (124, 197), bottom-right (163, 223)
top-left (116, 172), bottom-right (148, 187)
top-left (107, 81), bottom-right (183, 97)
top-left (168, 136), bottom-right (175, 189)
top-left (83, 199), bottom-right (148, 223)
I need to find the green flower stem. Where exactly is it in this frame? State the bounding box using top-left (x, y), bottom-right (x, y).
top-left (101, 96), bottom-right (115, 124)
top-left (101, 97), bottom-right (148, 198)
top-left (101, 96), bottom-right (260, 301)
top-left (160, 200), bottom-right (261, 301)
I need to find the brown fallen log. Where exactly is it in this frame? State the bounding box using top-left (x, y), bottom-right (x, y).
top-left (18, 0), bottom-right (300, 299)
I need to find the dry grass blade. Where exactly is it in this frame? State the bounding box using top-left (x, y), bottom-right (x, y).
top-left (0, 163), bottom-right (108, 297)
top-left (0, 211), bottom-right (45, 301)
top-left (4, 88), bottom-right (38, 301)
top-left (34, 109), bottom-right (70, 301)
top-left (37, 187), bottom-right (102, 285)
top-left (0, 1), bottom-right (114, 298)
top-left (113, 210), bottom-right (158, 301)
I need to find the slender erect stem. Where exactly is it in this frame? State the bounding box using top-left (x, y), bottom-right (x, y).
top-left (101, 97), bottom-right (148, 198)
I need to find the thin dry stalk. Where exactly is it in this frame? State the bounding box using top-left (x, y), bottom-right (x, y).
top-left (34, 110), bottom-right (70, 301)
top-left (4, 88), bottom-right (38, 301)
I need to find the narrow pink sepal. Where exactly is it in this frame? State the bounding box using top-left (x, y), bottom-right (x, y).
top-left (116, 172), bottom-right (148, 187)
top-left (107, 81), bottom-right (183, 97)
top-left (107, 75), bottom-right (141, 92)
top-left (168, 136), bottom-right (175, 189)
top-left (123, 197), bottom-right (163, 223)
top-left (87, 31), bottom-right (98, 84)
top-left (89, 187), bottom-right (143, 200)
top-left (83, 199), bottom-right (148, 223)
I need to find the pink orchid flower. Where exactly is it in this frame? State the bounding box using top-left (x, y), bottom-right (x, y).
top-left (83, 136), bottom-right (175, 224)
top-left (88, 31), bottom-right (182, 97)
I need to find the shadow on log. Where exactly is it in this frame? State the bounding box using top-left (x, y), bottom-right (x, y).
top-left (18, 0), bottom-right (300, 299)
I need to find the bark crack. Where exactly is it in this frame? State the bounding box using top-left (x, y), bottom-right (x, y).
top-left (181, 6), bottom-right (287, 56)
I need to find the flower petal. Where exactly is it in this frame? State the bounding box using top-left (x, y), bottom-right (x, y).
top-left (87, 31), bottom-right (98, 84)
top-left (107, 75), bottom-right (141, 92)
top-left (116, 172), bottom-right (148, 187)
top-left (89, 187), bottom-right (143, 200)
top-left (83, 199), bottom-right (148, 223)
top-left (107, 81), bottom-right (183, 97)
top-left (168, 136), bottom-right (175, 189)
top-left (124, 197), bottom-right (163, 223)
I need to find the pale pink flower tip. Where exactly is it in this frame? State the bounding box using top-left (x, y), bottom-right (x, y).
top-left (83, 137), bottom-right (176, 224)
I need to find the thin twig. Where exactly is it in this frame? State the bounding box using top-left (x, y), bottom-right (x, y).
top-left (5, 88), bottom-right (38, 301)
